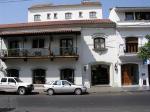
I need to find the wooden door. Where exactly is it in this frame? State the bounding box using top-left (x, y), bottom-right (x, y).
top-left (122, 65), bottom-right (132, 85)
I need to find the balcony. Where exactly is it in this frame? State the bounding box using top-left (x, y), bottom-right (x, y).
top-left (118, 44), bottom-right (141, 62)
top-left (0, 47), bottom-right (78, 60)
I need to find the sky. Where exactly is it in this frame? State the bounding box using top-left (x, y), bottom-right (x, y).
top-left (0, 0), bottom-right (150, 24)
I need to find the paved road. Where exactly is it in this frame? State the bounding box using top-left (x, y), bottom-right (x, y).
top-left (0, 92), bottom-right (150, 112)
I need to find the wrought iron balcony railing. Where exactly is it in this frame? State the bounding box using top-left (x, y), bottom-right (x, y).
top-left (0, 47), bottom-right (78, 58)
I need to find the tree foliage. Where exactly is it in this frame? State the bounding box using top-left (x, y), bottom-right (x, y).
top-left (138, 35), bottom-right (150, 59)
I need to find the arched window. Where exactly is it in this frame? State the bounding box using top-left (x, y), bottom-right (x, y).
top-left (125, 37), bottom-right (138, 53)
top-left (34, 14), bottom-right (41, 21)
top-left (7, 69), bottom-right (19, 78)
top-left (32, 69), bottom-right (46, 84)
top-left (94, 37), bottom-right (105, 50)
top-left (60, 68), bottom-right (74, 83)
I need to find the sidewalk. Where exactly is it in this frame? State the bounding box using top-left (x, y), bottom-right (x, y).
top-left (33, 86), bottom-right (150, 94)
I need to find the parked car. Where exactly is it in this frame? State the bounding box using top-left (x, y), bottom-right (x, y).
top-left (0, 77), bottom-right (34, 95)
top-left (44, 80), bottom-right (87, 95)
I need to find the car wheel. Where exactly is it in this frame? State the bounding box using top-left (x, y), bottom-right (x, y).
top-left (47, 89), bottom-right (54, 96)
top-left (18, 87), bottom-right (26, 95)
top-left (75, 88), bottom-right (82, 95)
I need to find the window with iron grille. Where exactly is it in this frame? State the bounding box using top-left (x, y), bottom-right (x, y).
top-left (94, 37), bottom-right (105, 50)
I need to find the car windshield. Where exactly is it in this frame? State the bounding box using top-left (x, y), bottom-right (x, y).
top-left (14, 78), bottom-right (23, 82)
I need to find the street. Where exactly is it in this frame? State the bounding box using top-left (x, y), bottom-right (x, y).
top-left (0, 92), bottom-right (150, 112)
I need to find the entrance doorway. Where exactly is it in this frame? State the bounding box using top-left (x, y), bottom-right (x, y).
top-left (121, 64), bottom-right (139, 85)
top-left (32, 69), bottom-right (46, 84)
top-left (91, 64), bottom-right (109, 86)
top-left (60, 69), bottom-right (74, 83)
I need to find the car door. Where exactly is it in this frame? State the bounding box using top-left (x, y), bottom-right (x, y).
top-left (52, 80), bottom-right (63, 93)
top-left (0, 78), bottom-right (8, 91)
top-left (7, 78), bottom-right (17, 92)
top-left (62, 80), bottom-right (74, 93)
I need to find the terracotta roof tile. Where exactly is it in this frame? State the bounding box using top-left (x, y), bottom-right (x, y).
top-left (0, 19), bottom-right (115, 29)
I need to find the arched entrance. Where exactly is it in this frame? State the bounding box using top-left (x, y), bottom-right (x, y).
top-left (121, 64), bottom-right (139, 85)
top-left (91, 64), bottom-right (110, 86)
top-left (7, 69), bottom-right (19, 78)
top-left (32, 69), bottom-right (46, 84)
top-left (60, 68), bottom-right (74, 83)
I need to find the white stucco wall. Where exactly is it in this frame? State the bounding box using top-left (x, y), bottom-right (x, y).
top-left (28, 6), bottom-right (102, 22)
top-left (80, 28), bottom-right (117, 87)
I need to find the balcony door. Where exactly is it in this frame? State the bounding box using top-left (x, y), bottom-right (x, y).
top-left (125, 37), bottom-right (138, 53)
top-left (60, 38), bottom-right (73, 55)
top-left (8, 40), bottom-right (19, 56)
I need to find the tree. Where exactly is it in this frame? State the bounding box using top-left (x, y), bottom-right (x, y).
top-left (138, 35), bottom-right (150, 59)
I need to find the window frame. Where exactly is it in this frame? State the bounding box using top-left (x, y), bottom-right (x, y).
top-left (79, 12), bottom-right (83, 18)
top-left (94, 37), bottom-right (106, 50)
top-left (34, 14), bottom-right (41, 21)
top-left (54, 13), bottom-right (58, 19)
top-left (125, 12), bottom-right (134, 20)
top-left (47, 13), bottom-right (51, 19)
top-left (65, 12), bottom-right (72, 19)
top-left (32, 39), bottom-right (45, 48)
top-left (89, 11), bottom-right (97, 18)
top-left (1, 78), bottom-right (7, 83)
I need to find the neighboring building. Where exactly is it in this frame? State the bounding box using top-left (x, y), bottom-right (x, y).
top-left (28, 1), bottom-right (102, 22)
top-left (109, 7), bottom-right (150, 87)
top-left (0, 1), bottom-right (117, 88)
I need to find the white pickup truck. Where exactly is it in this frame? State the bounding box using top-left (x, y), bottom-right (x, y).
top-left (0, 77), bottom-right (34, 95)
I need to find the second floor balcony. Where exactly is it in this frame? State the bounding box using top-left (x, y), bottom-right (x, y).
top-left (0, 47), bottom-right (79, 60)
top-left (119, 44), bottom-right (139, 57)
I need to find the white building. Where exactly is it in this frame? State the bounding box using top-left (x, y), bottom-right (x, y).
top-left (0, 1), bottom-right (150, 89)
top-left (109, 7), bottom-right (150, 87)
top-left (28, 1), bottom-right (102, 22)
top-left (0, 1), bottom-right (116, 88)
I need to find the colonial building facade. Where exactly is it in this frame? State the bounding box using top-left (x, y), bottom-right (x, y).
top-left (0, 1), bottom-right (149, 88)
top-left (109, 7), bottom-right (150, 87)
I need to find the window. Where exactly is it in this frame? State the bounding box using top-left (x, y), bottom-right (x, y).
top-left (89, 11), bottom-right (97, 18)
top-left (1, 78), bottom-right (7, 82)
top-left (32, 39), bottom-right (45, 48)
top-left (53, 81), bottom-right (61, 85)
top-left (62, 81), bottom-right (71, 86)
top-left (33, 69), bottom-right (46, 84)
top-left (47, 13), bottom-right (51, 19)
top-left (60, 39), bottom-right (73, 55)
top-left (79, 12), bottom-right (83, 18)
top-left (125, 12), bottom-right (150, 21)
top-left (60, 69), bottom-right (74, 83)
top-left (135, 12), bottom-right (150, 20)
top-left (125, 37), bottom-right (138, 53)
top-left (54, 13), bottom-right (57, 19)
top-left (65, 13), bottom-right (72, 19)
top-left (94, 38), bottom-right (105, 50)
top-left (8, 78), bottom-right (16, 83)
top-left (125, 12), bottom-right (134, 20)
top-left (34, 14), bottom-right (41, 21)
top-left (7, 69), bottom-right (19, 78)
